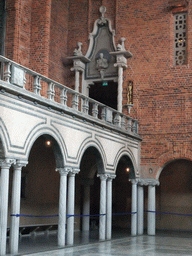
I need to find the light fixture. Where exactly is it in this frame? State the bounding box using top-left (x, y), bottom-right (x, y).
top-left (45, 140), bottom-right (51, 147)
top-left (126, 167), bottom-right (130, 173)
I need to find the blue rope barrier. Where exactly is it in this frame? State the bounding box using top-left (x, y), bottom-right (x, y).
top-left (146, 210), bottom-right (192, 217)
top-left (11, 214), bottom-right (59, 218)
top-left (11, 212), bottom-right (137, 218)
top-left (67, 213), bottom-right (106, 218)
top-left (112, 212), bottom-right (137, 216)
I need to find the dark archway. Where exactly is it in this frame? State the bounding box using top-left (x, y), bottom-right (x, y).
top-left (113, 155), bottom-right (135, 235)
top-left (20, 135), bottom-right (60, 227)
top-left (76, 147), bottom-right (104, 238)
top-left (156, 159), bottom-right (192, 232)
top-left (89, 81), bottom-right (117, 109)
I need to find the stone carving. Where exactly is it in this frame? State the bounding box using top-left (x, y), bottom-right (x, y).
top-left (98, 6), bottom-right (107, 25)
top-left (73, 42), bottom-right (83, 56)
top-left (117, 37), bottom-right (126, 51)
top-left (96, 53), bottom-right (108, 80)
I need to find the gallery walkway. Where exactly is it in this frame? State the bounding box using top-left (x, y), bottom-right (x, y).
top-left (10, 230), bottom-right (192, 256)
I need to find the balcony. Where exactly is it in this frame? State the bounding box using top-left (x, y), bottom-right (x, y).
top-left (0, 55), bottom-right (139, 138)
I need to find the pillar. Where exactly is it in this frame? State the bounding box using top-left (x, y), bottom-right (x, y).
top-left (117, 66), bottom-right (123, 112)
top-left (130, 179), bottom-right (138, 236)
top-left (10, 160), bottom-right (28, 255)
top-left (106, 174), bottom-right (116, 240)
top-left (137, 183), bottom-right (144, 235)
top-left (0, 159), bottom-right (15, 255)
top-left (97, 174), bottom-right (107, 241)
top-left (82, 184), bottom-right (90, 232)
top-left (147, 184), bottom-right (156, 235)
top-left (66, 168), bottom-right (80, 245)
top-left (56, 167), bottom-right (70, 247)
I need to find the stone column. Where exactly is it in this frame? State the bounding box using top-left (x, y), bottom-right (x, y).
top-left (117, 66), bottom-right (123, 112)
top-left (130, 179), bottom-right (138, 236)
top-left (137, 181), bottom-right (144, 235)
top-left (106, 174), bottom-right (116, 240)
top-left (82, 184), bottom-right (90, 232)
top-left (147, 179), bottom-right (159, 235)
top-left (10, 160), bottom-right (28, 255)
top-left (0, 159), bottom-right (15, 256)
top-left (66, 168), bottom-right (80, 245)
top-left (97, 174), bottom-right (107, 241)
top-left (56, 167), bottom-right (70, 247)
top-left (111, 38), bottom-right (132, 112)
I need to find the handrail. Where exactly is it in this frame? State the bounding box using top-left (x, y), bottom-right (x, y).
top-left (0, 55), bottom-right (139, 136)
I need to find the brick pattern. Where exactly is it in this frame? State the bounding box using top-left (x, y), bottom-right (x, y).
top-left (4, 0), bottom-right (192, 178)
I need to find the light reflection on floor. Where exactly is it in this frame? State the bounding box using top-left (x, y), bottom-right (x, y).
top-left (7, 230), bottom-right (192, 256)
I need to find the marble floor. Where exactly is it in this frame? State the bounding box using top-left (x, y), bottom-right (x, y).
top-left (9, 230), bottom-right (192, 256)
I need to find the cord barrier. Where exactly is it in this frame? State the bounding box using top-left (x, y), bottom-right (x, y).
top-left (146, 210), bottom-right (192, 217)
top-left (11, 213), bottom-right (106, 218)
top-left (112, 212), bottom-right (137, 215)
top-left (11, 214), bottom-right (59, 218)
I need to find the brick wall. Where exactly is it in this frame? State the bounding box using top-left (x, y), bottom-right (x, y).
top-left (4, 0), bottom-right (192, 179)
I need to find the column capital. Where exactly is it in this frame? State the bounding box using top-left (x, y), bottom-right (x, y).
top-left (97, 173), bottom-right (108, 180)
top-left (106, 173), bottom-right (116, 181)
top-left (13, 160), bottom-right (28, 170)
top-left (138, 179), bottom-right (160, 186)
top-left (0, 158), bottom-right (16, 168)
top-left (68, 168), bottom-right (80, 177)
top-left (56, 166), bottom-right (71, 176)
top-left (129, 178), bottom-right (138, 185)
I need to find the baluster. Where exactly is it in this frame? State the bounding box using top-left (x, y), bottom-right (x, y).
top-left (47, 82), bottom-right (55, 101)
top-left (132, 120), bottom-right (138, 134)
top-left (4, 62), bottom-right (11, 83)
top-left (92, 103), bottom-right (98, 118)
top-left (126, 117), bottom-right (132, 133)
top-left (101, 107), bottom-right (106, 121)
top-left (33, 76), bottom-right (41, 95)
top-left (72, 93), bottom-right (79, 110)
top-left (23, 71), bottom-right (26, 89)
top-left (60, 88), bottom-right (68, 106)
top-left (114, 113), bottom-right (121, 127)
top-left (121, 115), bottom-right (126, 129)
top-left (82, 97), bottom-right (89, 114)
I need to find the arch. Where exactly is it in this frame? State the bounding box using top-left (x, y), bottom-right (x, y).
top-left (156, 156), bottom-right (192, 180)
top-left (25, 126), bottom-right (66, 168)
top-left (0, 130), bottom-right (6, 159)
top-left (114, 148), bottom-right (138, 177)
top-left (156, 159), bottom-right (192, 232)
top-left (77, 139), bottom-right (107, 172)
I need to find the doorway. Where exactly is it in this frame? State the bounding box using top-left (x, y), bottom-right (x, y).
top-left (89, 81), bottom-right (117, 109)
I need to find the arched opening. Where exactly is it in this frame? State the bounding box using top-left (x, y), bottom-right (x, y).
top-left (113, 155), bottom-right (135, 237)
top-left (76, 146), bottom-right (104, 242)
top-left (89, 81), bottom-right (118, 109)
top-left (156, 159), bottom-right (192, 233)
top-left (18, 135), bottom-right (62, 247)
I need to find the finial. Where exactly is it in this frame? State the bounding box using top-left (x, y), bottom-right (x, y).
top-left (98, 6), bottom-right (107, 25)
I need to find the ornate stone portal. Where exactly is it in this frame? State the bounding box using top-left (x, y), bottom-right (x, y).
top-left (69, 6), bottom-right (132, 112)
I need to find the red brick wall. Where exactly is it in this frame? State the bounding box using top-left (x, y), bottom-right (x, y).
top-left (4, 0), bottom-right (192, 178)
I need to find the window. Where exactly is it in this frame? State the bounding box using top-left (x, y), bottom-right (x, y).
top-left (174, 13), bottom-right (187, 65)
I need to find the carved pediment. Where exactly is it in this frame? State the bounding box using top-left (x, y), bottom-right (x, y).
top-left (85, 6), bottom-right (118, 81)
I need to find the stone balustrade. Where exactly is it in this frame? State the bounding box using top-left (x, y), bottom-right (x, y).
top-left (0, 55), bottom-right (139, 136)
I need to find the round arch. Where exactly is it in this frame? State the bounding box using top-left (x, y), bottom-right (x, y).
top-left (76, 139), bottom-right (107, 172)
top-left (25, 126), bottom-right (66, 168)
top-left (156, 158), bottom-right (192, 232)
top-left (156, 157), bottom-right (192, 180)
top-left (113, 148), bottom-right (138, 177)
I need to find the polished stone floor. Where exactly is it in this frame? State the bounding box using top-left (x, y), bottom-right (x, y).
top-left (11, 230), bottom-right (192, 256)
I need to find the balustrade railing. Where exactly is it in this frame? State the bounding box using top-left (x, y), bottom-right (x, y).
top-left (0, 55), bottom-right (139, 135)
